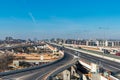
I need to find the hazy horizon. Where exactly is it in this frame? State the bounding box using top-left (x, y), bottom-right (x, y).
top-left (0, 0), bottom-right (120, 39)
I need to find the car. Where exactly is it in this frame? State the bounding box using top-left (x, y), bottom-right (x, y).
top-left (102, 49), bottom-right (110, 54)
top-left (115, 52), bottom-right (120, 56)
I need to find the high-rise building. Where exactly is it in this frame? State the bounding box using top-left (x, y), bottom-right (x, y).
top-left (5, 37), bottom-right (13, 41)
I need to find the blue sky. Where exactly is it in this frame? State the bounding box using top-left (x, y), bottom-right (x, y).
top-left (0, 0), bottom-right (120, 40)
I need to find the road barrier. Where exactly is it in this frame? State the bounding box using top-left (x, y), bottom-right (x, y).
top-left (46, 59), bottom-right (77, 80)
top-left (49, 42), bottom-right (120, 63)
top-left (67, 47), bottom-right (120, 63)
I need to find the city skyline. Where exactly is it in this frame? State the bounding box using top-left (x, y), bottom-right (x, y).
top-left (0, 0), bottom-right (120, 39)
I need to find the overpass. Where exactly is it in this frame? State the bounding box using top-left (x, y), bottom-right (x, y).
top-left (49, 42), bottom-right (120, 79)
top-left (0, 45), bottom-right (76, 80)
top-left (0, 42), bottom-right (120, 80)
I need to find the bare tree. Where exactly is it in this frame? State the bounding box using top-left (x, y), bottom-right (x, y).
top-left (0, 52), bottom-right (14, 72)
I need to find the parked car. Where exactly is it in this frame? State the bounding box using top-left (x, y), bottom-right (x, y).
top-left (116, 52), bottom-right (120, 56)
top-left (102, 49), bottom-right (110, 54)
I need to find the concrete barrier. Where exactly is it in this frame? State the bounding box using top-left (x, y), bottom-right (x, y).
top-left (66, 46), bottom-right (120, 63)
top-left (109, 75), bottom-right (119, 80)
top-left (46, 59), bottom-right (77, 80)
top-left (50, 42), bottom-right (120, 63)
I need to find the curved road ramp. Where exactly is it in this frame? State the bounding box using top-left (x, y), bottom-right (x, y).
top-left (0, 50), bottom-right (75, 80)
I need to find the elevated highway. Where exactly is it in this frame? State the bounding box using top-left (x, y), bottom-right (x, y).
top-left (49, 43), bottom-right (120, 79)
top-left (1, 42), bottom-right (120, 79)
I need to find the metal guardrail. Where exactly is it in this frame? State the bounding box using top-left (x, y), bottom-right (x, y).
top-left (0, 47), bottom-right (64, 77)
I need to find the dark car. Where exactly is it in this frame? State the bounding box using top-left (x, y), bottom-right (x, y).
top-left (102, 49), bottom-right (110, 54)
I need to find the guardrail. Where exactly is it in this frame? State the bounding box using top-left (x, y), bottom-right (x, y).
top-left (0, 46), bottom-right (64, 77)
top-left (46, 43), bottom-right (120, 80)
top-left (67, 47), bottom-right (120, 63)
top-left (109, 75), bottom-right (119, 80)
top-left (46, 59), bottom-right (78, 80)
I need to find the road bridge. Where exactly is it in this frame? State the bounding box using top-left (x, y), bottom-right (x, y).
top-left (49, 42), bottom-right (120, 79)
top-left (0, 42), bottom-right (120, 80)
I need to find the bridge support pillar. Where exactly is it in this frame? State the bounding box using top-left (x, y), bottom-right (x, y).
top-left (62, 70), bottom-right (71, 80)
top-left (71, 66), bottom-right (75, 76)
top-left (91, 73), bottom-right (100, 80)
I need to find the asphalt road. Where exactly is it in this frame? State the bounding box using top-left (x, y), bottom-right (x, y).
top-left (1, 43), bottom-right (120, 79)
top-left (1, 52), bottom-right (74, 80)
top-left (79, 52), bottom-right (120, 73)
top-left (65, 48), bottom-right (120, 76)
top-left (47, 43), bottom-right (120, 78)
top-left (79, 52), bottom-right (120, 79)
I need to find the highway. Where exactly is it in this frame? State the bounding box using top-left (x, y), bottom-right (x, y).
top-left (1, 42), bottom-right (120, 79)
top-left (64, 47), bottom-right (120, 78)
top-left (79, 52), bottom-right (120, 72)
top-left (1, 52), bottom-right (74, 80)
top-left (49, 43), bottom-right (120, 78)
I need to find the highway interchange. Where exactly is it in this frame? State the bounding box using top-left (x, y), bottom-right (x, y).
top-left (52, 43), bottom-right (120, 79)
top-left (0, 43), bottom-right (120, 79)
top-left (65, 47), bottom-right (120, 74)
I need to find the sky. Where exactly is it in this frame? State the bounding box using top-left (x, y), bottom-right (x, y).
top-left (0, 0), bottom-right (120, 40)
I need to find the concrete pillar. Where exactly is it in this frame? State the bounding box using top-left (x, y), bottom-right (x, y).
top-left (71, 66), bottom-right (76, 76)
top-left (82, 74), bottom-right (87, 80)
top-left (62, 70), bottom-right (71, 80)
top-left (91, 73), bottom-right (101, 80)
top-left (70, 66), bottom-right (80, 79)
